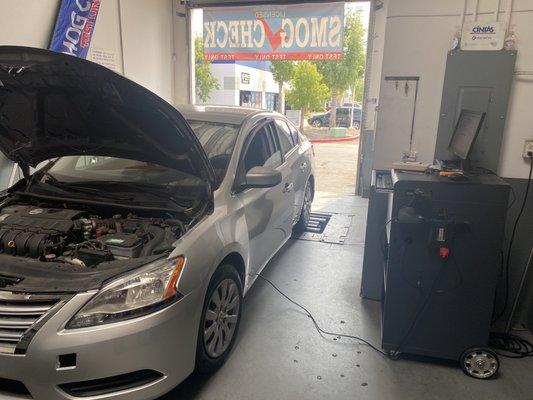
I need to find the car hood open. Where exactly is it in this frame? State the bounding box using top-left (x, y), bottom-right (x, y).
top-left (0, 46), bottom-right (215, 188)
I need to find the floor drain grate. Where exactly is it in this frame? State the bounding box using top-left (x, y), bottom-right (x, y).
top-left (305, 213), bottom-right (332, 234)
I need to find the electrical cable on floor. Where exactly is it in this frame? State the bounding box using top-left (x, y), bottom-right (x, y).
top-left (489, 332), bottom-right (533, 358)
top-left (494, 153), bottom-right (533, 321)
top-left (254, 273), bottom-right (387, 356)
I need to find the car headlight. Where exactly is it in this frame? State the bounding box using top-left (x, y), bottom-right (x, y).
top-left (67, 256), bottom-right (186, 329)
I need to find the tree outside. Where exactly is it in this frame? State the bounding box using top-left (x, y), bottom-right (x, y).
top-left (270, 61), bottom-right (294, 113)
top-left (285, 61), bottom-right (330, 132)
top-left (314, 12), bottom-right (366, 128)
top-left (194, 37), bottom-right (220, 103)
top-left (352, 77), bottom-right (365, 103)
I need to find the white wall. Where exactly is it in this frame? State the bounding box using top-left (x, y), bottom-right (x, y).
top-left (0, 0), bottom-right (189, 104)
top-left (0, 0), bottom-right (59, 47)
top-left (87, 0), bottom-right (124, 74)
top-left (198, 62), bottom-right (279, 108)
top-left (236, 64), bottom-right (279, 94)
top-left (198, 63), bottom-right (238, 106)
top-left (120, 0), bottom-right (175, 103)
top-left (372, 0), bottom-right (533, 179)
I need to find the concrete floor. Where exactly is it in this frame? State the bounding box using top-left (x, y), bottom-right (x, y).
top-left (161, 192), bottom-right (533, 400)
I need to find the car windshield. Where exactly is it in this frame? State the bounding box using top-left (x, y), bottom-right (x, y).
top-left (47, 156), bottom-right (202, 188)
top-left (42, 120), bottom-right (239, 190)
top-left (187, 120), bottom-right (240, 184)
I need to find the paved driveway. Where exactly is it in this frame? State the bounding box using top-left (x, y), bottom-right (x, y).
top-left (312, 141), bottom-right (359, 194)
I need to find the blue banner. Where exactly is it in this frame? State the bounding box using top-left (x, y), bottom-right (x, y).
top-left (203, 2), bottom-right (345, 61)
top-left (50, 0), bottom-right (101, 58)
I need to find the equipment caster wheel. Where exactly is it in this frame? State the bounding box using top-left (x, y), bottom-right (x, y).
top-left (460, 348), bottom-right (499, 379)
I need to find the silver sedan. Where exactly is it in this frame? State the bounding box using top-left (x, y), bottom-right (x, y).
top-left (0, 46), bottom-right (315, 400)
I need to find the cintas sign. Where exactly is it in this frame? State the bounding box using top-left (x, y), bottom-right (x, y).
top-left (50, 0), bottom-right (101, 59)
top-left (203, 2), bottom-right (345, 61)
top-left (460, 21), bottom-right (505, 51)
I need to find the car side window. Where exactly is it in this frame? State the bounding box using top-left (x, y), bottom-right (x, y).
top-left (274, 120), bottom-right (296, 155)
top-left (243, 123), bottom-right (282, 173)
top-left (264, 123), bottom-right (283, 168)
top-left (337, 108), bottom-right (349, 117)
top-left (287, 123), bottom-right (300, 145)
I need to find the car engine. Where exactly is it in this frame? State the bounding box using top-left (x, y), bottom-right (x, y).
top-left (0, 205), bottom-right (185, 267)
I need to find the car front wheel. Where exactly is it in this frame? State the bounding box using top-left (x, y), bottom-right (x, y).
top-left (293, 180), bottom-right (313, 234)
top-left (196, 264), bottom-right (243, 373)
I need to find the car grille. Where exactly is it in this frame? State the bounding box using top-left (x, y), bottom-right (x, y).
top-left (0, 291), bottom-right (62, 354)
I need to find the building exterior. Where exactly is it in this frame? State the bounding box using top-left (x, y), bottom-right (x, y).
top-left (199, 60), bottom-right (280, 111)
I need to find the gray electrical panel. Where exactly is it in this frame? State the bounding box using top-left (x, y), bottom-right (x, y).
top-left (434, 50), bottom-right (516, 172)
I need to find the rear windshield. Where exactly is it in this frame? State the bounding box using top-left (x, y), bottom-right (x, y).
top-left (187, 120), bottom-right (240, 184)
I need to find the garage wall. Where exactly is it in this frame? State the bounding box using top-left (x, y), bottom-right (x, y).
top-left (371, 0), bottom-right (533, 329)
top-left (87, 0), bottom-right (124, 74)
top-left (0, 0), bottom-right (189, 104)
top-left (0, 0), bottom-right (60, 47)
top-left (373, 0), bottom-right (533, 180)
top-left (120, 0), bottom-right (174, 103)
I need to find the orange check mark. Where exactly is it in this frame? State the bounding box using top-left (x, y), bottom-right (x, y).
top-left (257, 17), bottom-right (284, 51)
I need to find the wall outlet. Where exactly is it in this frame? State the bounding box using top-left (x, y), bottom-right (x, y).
top-left (523, 140), bottom-right (533, 158)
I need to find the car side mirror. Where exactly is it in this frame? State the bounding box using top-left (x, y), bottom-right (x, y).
top-left (243, 166), bottom-right (282, 189)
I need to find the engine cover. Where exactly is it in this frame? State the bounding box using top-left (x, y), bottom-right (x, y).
top-left (0, 206), bottom-right (86, 258)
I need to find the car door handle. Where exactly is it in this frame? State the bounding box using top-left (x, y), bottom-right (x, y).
top-left (283, 182), bottom-right (294, 193)
top-left (300, 162), bottom-right (307, 172)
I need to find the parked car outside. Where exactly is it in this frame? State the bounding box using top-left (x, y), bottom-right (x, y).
top-left (0, 47), bottom-right (315, 400)
top-left (308, 106), bottom-right (362, 129)
top-left (325, 100), bottom-right (361, 110)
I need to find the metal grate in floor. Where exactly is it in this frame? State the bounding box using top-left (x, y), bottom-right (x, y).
top-left (305, 213), bottom-right (332, 234)
top-left (297, 212), bottom-right (353, 245)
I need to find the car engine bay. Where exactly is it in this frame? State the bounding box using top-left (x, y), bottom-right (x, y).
top-left (0, 204), bottom-right (187, 268)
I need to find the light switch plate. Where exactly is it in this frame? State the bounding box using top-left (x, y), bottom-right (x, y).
top-left (523, 140), bottom-right (533, 158)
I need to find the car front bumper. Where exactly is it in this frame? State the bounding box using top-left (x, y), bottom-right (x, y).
top-left (0, 289), bottom-right (202, 400)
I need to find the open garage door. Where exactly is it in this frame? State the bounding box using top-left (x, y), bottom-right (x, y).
top-left (189, 0), bottom-right (374, 195)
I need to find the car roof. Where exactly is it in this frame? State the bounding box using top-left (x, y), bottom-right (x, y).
top-left (176, 104), bottom-right (275, 126)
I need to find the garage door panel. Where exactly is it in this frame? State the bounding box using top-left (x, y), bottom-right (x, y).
top-left (189, 0), bottom-right (342, 8)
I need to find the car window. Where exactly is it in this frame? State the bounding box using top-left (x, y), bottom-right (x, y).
top-left (287, 123), bottom-right (300, 145)
top-left (337, 108), bottom-right (349, 117)
top-left (187, 120), bottom-right (239, 184)
top-left (274, 120), bottom-right (295, 155)
top-left (243, 123), bottom-right (282, 173)
top-left (353, 109), bottom-right (362, 119)
top-left (264, 123), bottom-right (283, 168)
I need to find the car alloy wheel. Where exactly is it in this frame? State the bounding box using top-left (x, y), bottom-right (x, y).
top-left (312, 120), bottom-right (322, 128)
top-left (203, 278), bottom-right (240, 359)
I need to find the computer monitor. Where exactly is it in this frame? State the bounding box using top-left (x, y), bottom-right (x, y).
top-left (448, 110), bottom-right (486, 161)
